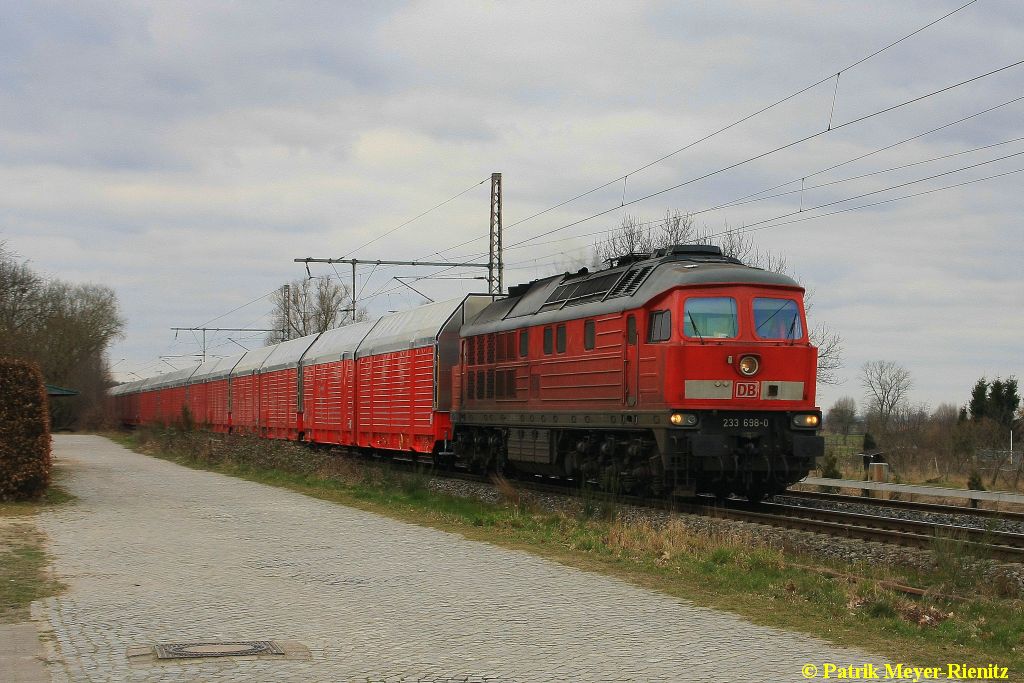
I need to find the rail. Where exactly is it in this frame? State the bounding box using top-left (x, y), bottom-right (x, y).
top-left (799, 476), bottom-right (1024, 506)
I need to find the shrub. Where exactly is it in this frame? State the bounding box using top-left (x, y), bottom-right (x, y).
top-left (0, 358), bottom-right (52, 500)
top-left (820, 453), bottom-right (842, 479)
top-left (863, 432), bottom-right (877, 451)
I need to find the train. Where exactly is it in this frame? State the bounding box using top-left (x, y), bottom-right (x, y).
top-left (111, 244), bottom-right (824, 502)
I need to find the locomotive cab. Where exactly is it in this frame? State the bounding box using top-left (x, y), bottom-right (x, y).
top-left (646, 282), bottom-right (824, 501)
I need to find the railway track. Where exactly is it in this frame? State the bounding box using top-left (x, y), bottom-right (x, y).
top-left (446, 470), bottom-right (1024, 563)
top-left (716, 501), bottom-right (1024, 564)
top-left (783, 488), bottom-right (1024, 522)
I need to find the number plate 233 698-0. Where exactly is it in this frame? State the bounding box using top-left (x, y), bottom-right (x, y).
top-left (722, 418), bottom-right (769, 429)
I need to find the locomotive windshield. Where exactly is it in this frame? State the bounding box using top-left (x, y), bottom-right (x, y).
top-left (683, 297), bottom-right (738, 339)
top-left (753, 298), bottom-right (803, 340)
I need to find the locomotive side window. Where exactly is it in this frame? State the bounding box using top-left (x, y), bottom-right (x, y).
top-left (753, 298), bottom-right (803, 340)
top-left (556, 324), bottom-right (566, 353)
top-left (543, 327), bottom-right (553, 354)
top-left (519, 330), bottom-right (529, 357)
top-left (647, 310), bottom-right (672, 342)
top-left (627, 316), bottom-right (637, 345)
top-left (504, 332), bottom-right (515, 360)
top-left (683, 297), bottom-right (738, 339)
top-left (584, 320), bottom-right (595, 350)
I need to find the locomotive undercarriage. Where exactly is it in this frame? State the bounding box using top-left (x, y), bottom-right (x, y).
top-left (449, 410), bottom-right (823, 503)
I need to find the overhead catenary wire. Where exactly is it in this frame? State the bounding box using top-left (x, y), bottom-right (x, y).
top-left (404, 95), bottom-right (1024, 268)
top-left (501, 165), bottom-right (1024, 271)
top-left (501, 147), bottom-right (1024, 259)
top-left (693, 95), bottom-right (1024, 208)
top-left (196, 288), bottom-right (279, 328)
top-left (340, 0), bottom-right (987, 294)
top-left (494, 0), bottom-right (981, 234)
top-left (340, 176), bottom-right (491, 259)
top-left (421, 62), bottom-right (1024, 264)
top-left (708, 166), bottom-right (1024, 241)
top-left (308, 5), bottom-right (996, 311)
top-left (502, 60), bottom-right (1024, 251)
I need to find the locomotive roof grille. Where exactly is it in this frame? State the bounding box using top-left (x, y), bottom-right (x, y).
top-left (605, 264), bottom-right (655, 298)
top-left (542, 271), bottom-right (622, 309)
top-left (463, 244), bottom-right (800, 337)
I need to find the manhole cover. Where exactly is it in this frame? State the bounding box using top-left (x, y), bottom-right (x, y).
top-left (154, 641), bottom-right (284, 659)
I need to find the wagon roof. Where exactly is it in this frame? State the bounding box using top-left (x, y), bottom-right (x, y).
top-left (231, 345), bottom-right (279, 376)
top-left (147, 366), bottom-right (199, 391)
top-left (200, 352), bottom-right (245, 382)
top-left (109, 381), bottom-right (137, 396)
top-left (355, 295), bottom-right (494, 358)
top-left (261, 332), bottom-right (323, 373)
top-left (461, 246), bottom-right (801, 336)
top-left (303, 318), bottom-right (380, 366)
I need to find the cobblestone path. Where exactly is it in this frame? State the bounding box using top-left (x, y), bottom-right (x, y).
top-left (32, 435), bottom-right (889, 681)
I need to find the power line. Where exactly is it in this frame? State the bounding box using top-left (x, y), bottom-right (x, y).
top-left (708, 137), bottom-right (1024, 211)
top-left (504, 60), bottom-right (1024, 251)
top-left (495, 0), bottom-right (981, 233)
top-left (341, 176), bottom-right (490, 259)
top-left (503, 166), bottom-right (1024, 272)
top-left (423, 95), bottom-right (1024, 266)
top-left (692, 95), bottom-right (1024, 209)
top-left (309, 4), bottom-right (992, 310)
top-left (504, 147), bottom-right (1024, 260)
top-left (709, 166), bottom-right (1024, 240)
top-left (197, 288), bottom-right (279, 328)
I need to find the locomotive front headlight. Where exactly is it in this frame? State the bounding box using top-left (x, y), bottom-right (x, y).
top-left (738, 355), bottom-right (759, 376)
top-left (670, 412), bottom-right (698, 427)
top-left (792, 413), bottom-right (820, 429)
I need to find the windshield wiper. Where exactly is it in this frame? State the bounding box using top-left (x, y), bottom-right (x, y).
top-left (687, 312), bottom-right (705, 345)
top-left (786, 314), bottom-right (798, 345)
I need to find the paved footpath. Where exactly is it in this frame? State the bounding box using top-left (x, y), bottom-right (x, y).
top-left (28, 435), bottom-right (890, 682)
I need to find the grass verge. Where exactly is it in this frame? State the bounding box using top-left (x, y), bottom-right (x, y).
top-left (0, 486), bottom-right (71, 623)
top-left (112, 428), bottom-right (1024, 676)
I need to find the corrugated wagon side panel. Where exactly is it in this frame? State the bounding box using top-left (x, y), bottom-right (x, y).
top-left (232, 374), bottom-right (258, 432)
top-left (209, 380), bottom-right (230, 431)
top-left (356, 347), bottom-right (439, 453)
top-left (262, 368), bottom-right (298, 439)
top-left (305, 360), bottom-right (357, 445)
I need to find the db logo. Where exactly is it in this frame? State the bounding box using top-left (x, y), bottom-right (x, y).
top-left (735, 382), bottom-right (759, 399)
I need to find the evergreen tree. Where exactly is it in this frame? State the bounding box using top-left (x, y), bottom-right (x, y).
top-left (968, 377), bottom-right (988, 421)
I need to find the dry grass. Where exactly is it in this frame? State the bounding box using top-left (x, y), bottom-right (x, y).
top-left (0, 486), bottom-right (69, 623)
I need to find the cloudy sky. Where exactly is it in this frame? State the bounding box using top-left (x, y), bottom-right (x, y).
top-left (2, 0), bottom-right (1021, 413)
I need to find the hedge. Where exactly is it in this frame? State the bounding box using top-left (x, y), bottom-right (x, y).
top-left (0, 357), bottom-right (52, 501)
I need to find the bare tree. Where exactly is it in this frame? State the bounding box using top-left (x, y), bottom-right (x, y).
top-left (860, 360), bottom-right (913, 437)
top-left (826, 396), bottom-right (857, 442)
top-left (0, 243), bottom-right (125, 428)
top-left (268, 278), bottom-right (366, 343)
top-left (593, 214), bottom-right (842, 384)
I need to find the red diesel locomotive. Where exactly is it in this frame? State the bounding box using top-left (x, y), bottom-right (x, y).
top-left (111, 244), bottom-right (824, 501)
